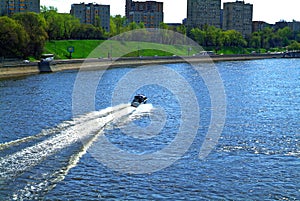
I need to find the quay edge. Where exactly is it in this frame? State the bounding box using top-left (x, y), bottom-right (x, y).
top-left (0, 53), bottom-right (284, 79)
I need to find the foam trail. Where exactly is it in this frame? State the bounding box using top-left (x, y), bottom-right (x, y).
top-left (12, 127), bottom-right (107, 200)
top-left (0, 104), bottom-right (132, 179)
top-left (0, 104), bottom-right (129, 152)
top-left (9, 104), bottom-right (155, 200)
top-left (113, 104), bottom-right (154, 127)
top-left (11, 105), bottom-right (137, 200)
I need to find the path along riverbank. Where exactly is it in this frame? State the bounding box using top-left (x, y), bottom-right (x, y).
top-left (0, 53), bottom-right (283, 79)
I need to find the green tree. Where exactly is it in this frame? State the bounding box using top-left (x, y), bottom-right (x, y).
top-left (41, 8), bottom-right (63, 40)
top-left (249, 32), bottom-right (262, 48)
top-left (41, 7), bottom-right (80, 40)
top-left (138, 22), bottom-right (145, 29)
top-left (277, 27), bottom-right (292, 47)
top-left (61, 13), bottom-right (81, 39)
top-left (41, 5), bottom-right (57, 13)
top-left (128, 22), bottom-right (139, 30)
top-left (110, 17), bottom-right (117, 36)
top-left (223, 30), bottom-right (247, 47)
top-left (95, 16), bottom-right (101, 28)
top-left (71, 24), bottom-right (103, 39)
top-left (13, 12), bottom-right (48, 59)
top-left (287, 41), bottom-right (300, 50)
top-left (0, 16), bottom-right (29, 58)
top-left (112, 15), bottom-right (126, 35)
top-left (176, 24), bottom-right (186, 36)
top-left (214, 28), bottom-right (224, 52)
top-left (159, 22), bottom-right (168, 30)
top-left (260, 27), bottom-right (274, 49)
top-left (176, 25), bottom-right (187, 45)
top-left (159, 22), bottom-right (173, 44)
top-left (190, 28), bottom-right (205, 46)
top-left (204, 26), bottom-right (218, 46)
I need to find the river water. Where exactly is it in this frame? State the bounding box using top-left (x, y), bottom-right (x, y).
top-left (0, 59), bottom-right (299, 200)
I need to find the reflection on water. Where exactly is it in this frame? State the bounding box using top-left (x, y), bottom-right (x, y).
top-left (0, 59), bottom-right (299, 200)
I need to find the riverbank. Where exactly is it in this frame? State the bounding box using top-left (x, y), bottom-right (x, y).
top-left (0, 53), bottom-right (283, 79)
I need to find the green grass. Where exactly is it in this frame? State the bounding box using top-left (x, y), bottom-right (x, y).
top-left (44, 40), bottom-right (202, 59)
top-left (124, 49), bottom-right (174, 57)
top-left (43, 40), bottom-right (287, 60)
top-left (44, 40), bottom-right (105, 59)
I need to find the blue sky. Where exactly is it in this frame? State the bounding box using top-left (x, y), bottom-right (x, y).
top-left (41, 0), bottom-right (300, 24)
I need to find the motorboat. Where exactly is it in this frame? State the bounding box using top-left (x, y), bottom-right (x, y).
top-left (131, 94), bottom-right (147, 107)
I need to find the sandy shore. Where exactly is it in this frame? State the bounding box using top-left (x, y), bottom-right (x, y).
top-left (0, 54), bottom-right (283, 79)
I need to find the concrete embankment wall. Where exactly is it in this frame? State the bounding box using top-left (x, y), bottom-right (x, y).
top-left (0, 54), bottom-right (282, 79)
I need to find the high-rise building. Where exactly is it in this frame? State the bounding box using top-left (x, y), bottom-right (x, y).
top-left (223, 1), bottom-right (253, 37)
top-left (125, 0), bottom-right (163, 28)
top-left (288, 20), bottom-right (300, 32)
top-left (252, 21), bottom-right (271, 32)
top-left (187, 0), bottom-right (221, 29)
top-left (274, 20), bottom-right (300, 32)
top-left (0, 0), bottom-right (40, 16)
top-left (70, 3), bottom-right (110, 32)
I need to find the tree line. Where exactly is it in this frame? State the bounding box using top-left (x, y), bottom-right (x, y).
top-left (0, 7), bottom-right (108, 59)
top-left (189, 25), bottom-right (300, 53)
top-left (1, 6), bottom-right (300, 59)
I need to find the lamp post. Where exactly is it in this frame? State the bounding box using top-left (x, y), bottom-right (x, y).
top-left (188, 47), bottom-right (192, 56)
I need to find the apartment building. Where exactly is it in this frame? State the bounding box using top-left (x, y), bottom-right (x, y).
top-left (0, 0), bottom-right (40, 15)
top-left (223, 1), bottom-right (253, 37)
top-left (187, 0), bottom-right (221, 29)
top-left (288, 20), bottom-right (300, 32)
top-left (125, 0), bottom-right (163, 28)
top-left (252, 21), bottom-right (271, 32)
top-left (70, 3), bottom-right (110, 32)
